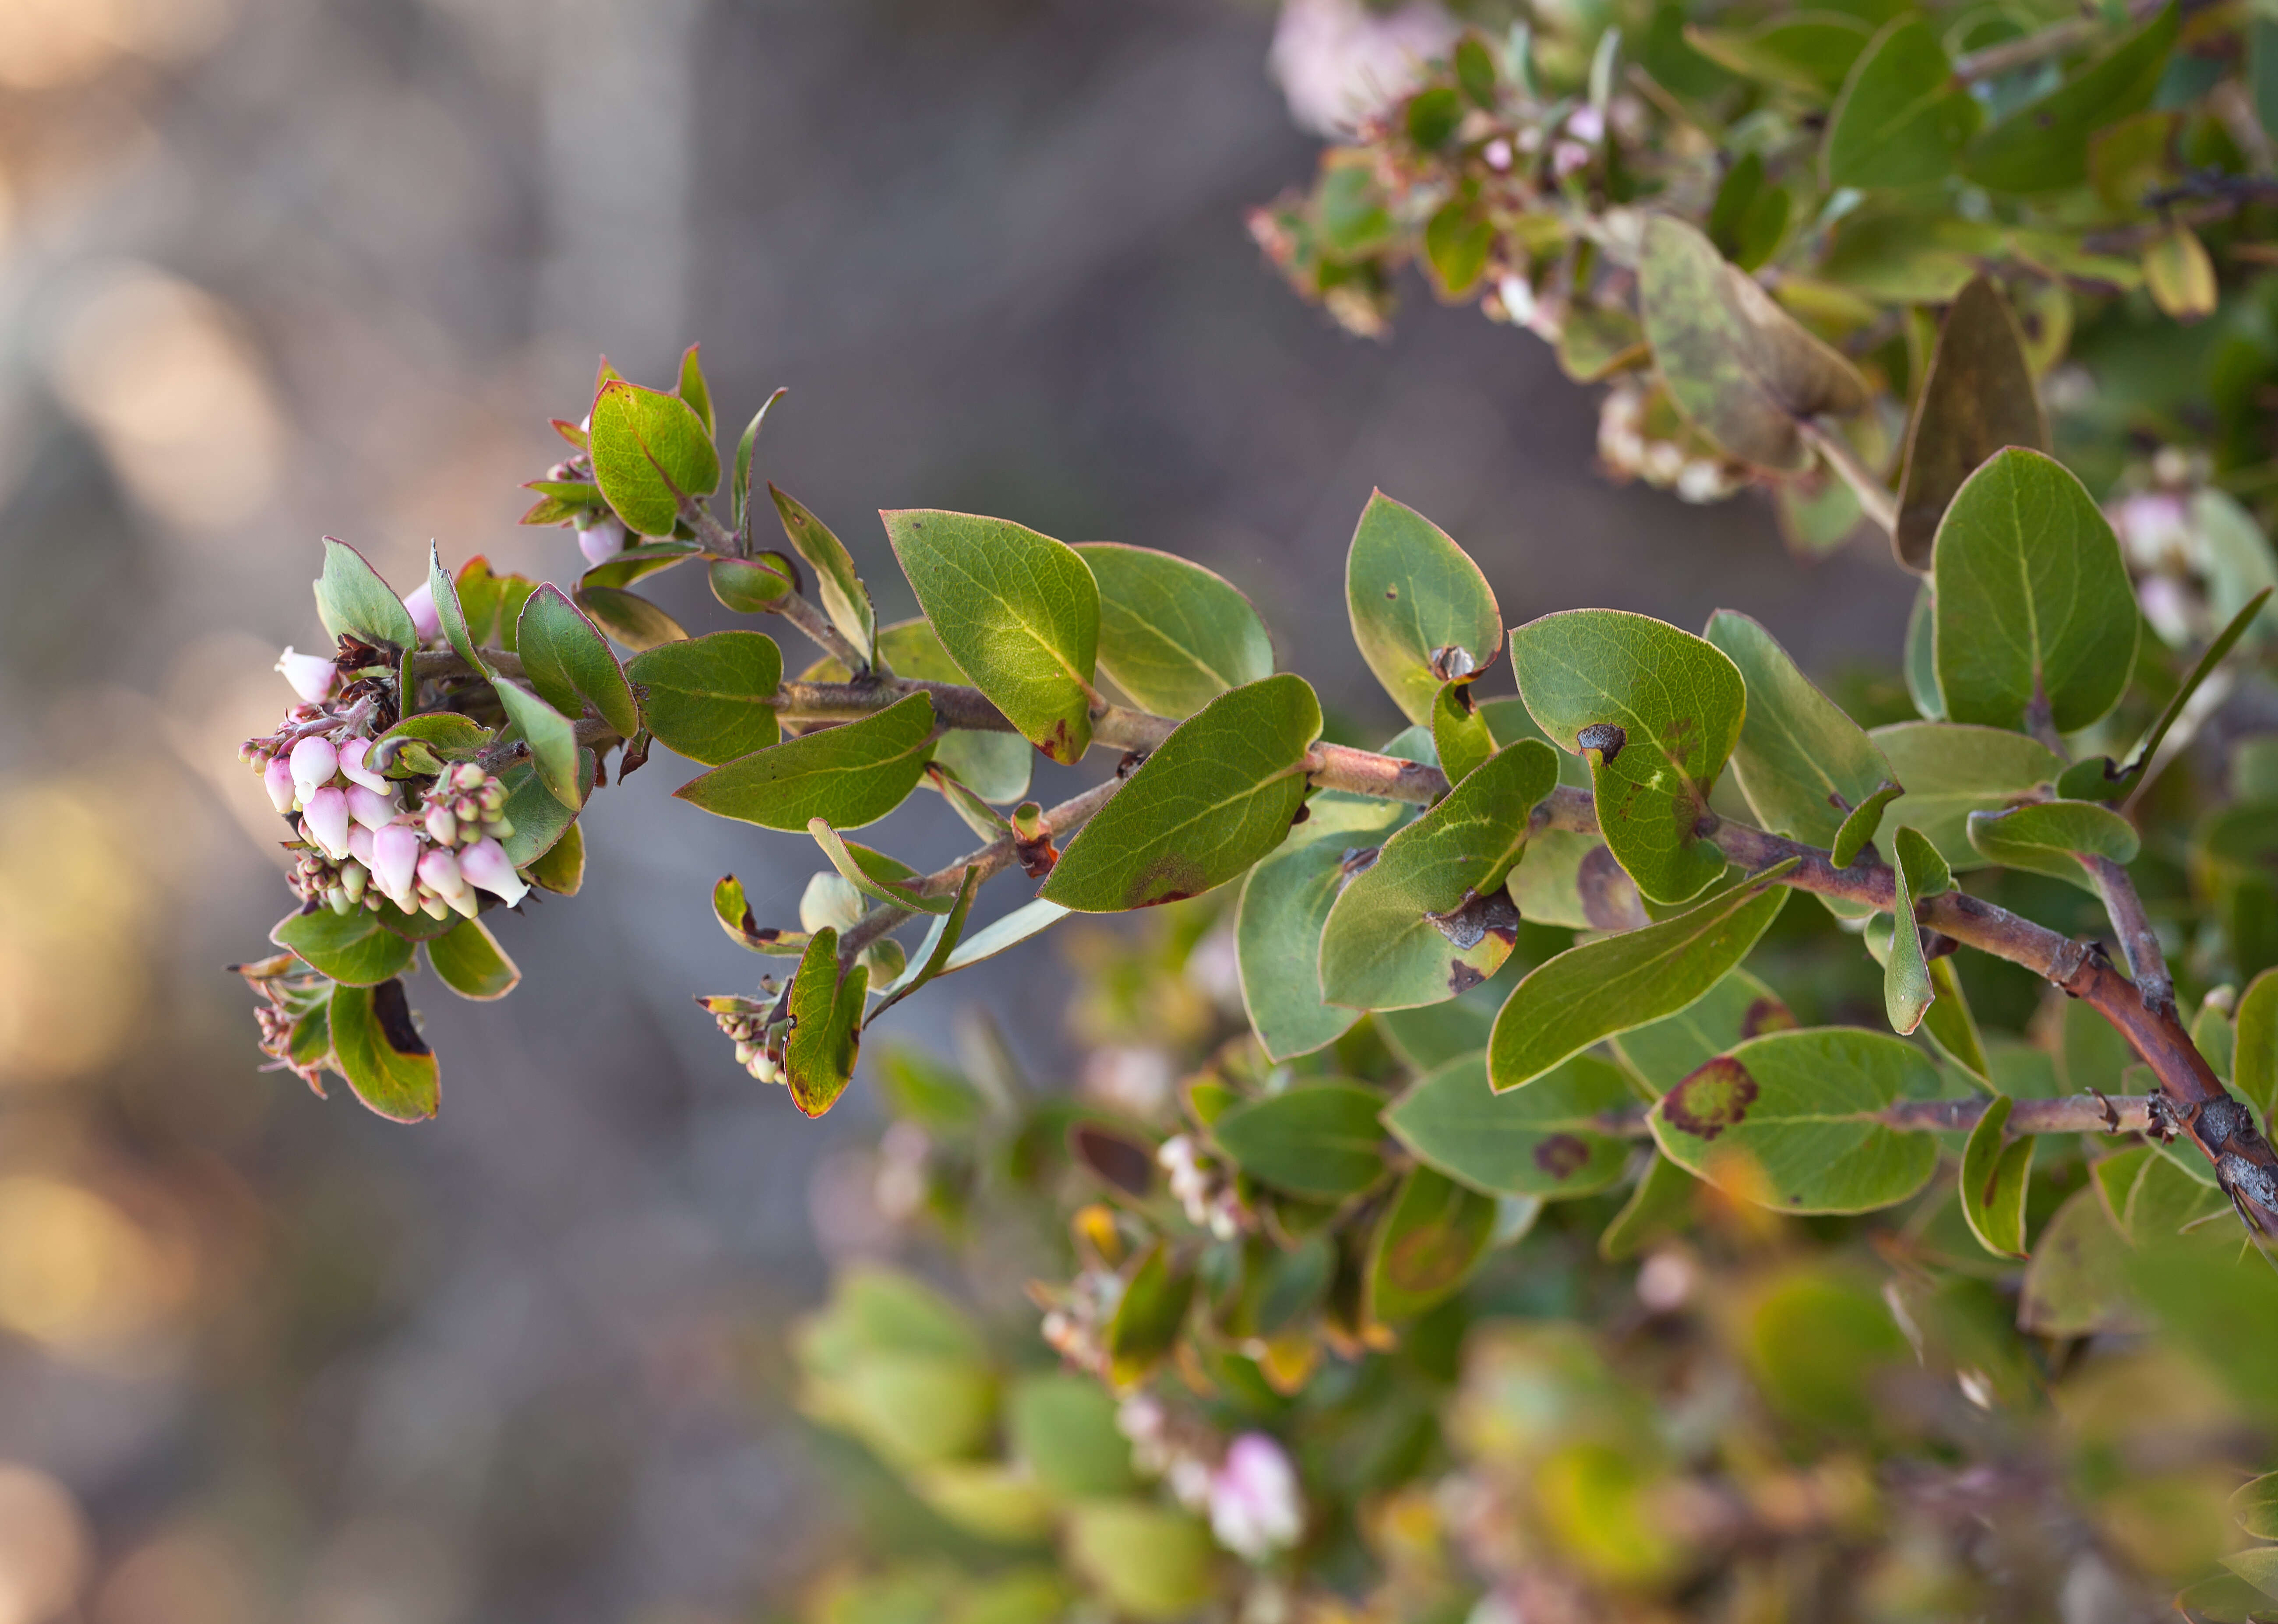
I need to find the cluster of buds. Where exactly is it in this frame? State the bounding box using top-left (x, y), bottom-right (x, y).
top-left (1033, 1262), bottom-right (1126, 1379)
top-left (706, 990), bottom-right (789, 1084)
top-left (1158, 1133), bottom-right (1250, 1240)
top-left (2103, 447), bottom-right (2250, 648)
top-left (1119, 1397), bottom-right (1306, 1563)
top-left (232, 953), bottom-right (332, 1093)
top-left (246, 649), bottom-right (532, 924)
top-left (1595, 379), bottom-right (1747, 505)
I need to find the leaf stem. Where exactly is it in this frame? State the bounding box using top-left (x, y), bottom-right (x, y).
top-left (685, 503), bottom-right (870, 672)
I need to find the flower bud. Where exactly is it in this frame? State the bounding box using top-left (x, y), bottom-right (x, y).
top-left (263, 754), bottom-right (297, 814)
top-left (458, 838), bottom-right (530, 906)
top-left (371, 824), bottom-right (423, 905)
top-left (339, 860), bottom-right (368, 903)
top-left (424, 802), bottom-right (458, 847)
top-left (326, 885), bottom-right (355, 916)
top-left (337, 736), bottom-right (391, 795)
top-left (347, 783), bottom-right (398, 831)
top-left (579, 521), bottom-right (623, 568)
top-left (1209, 1434), bottom-right (1304, 1561)
top-left (420, 893), bottom-right (451, 920)
top-left (289, 736), bottom-right (339, 803)
top-left (419, 845), bottom-right (469, 901)
top-left (275, 646), bottom-right (338, 705)
top-left (300, 786), bottom-right (352, 860)
top-left (402, 578), bottom-right (442, 642)
top-left (346, 824), bottom-right (375, 869)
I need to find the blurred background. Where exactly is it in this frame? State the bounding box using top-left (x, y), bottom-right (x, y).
top-left (0, 0), bottom-right (1915, 1618)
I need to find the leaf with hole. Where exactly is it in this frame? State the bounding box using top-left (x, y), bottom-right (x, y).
top-left (328, 979), bottom-right (439, 1122)
top-left (588, 380), bottom-right (719, 536)
top-left (1211, 1083), bottom-right (1388, 1201)
top-left (884, 508), bottom-right (1098, 764)
top-left (677, 692), bottom-right (934, 831)
top-left (1492, 863), bottom-right (1793, 1093)
top-left (1043, 675), bottom-right (1322, 912)
top-left (1893, 278), bottom-right (2047, 573)
top-left (628, 631), bottom-right (781, 765)
top-left (1388, 1051), bottom-right (1632, 1200)
top-left (1513, 609), bottom-right (1747, 904)
top-left (1636, 215), bottom-right (1868, 472)
top-left (1319, 740), bottom-right (1558, 1010)
top-left (1345, 491), bottom-right (1502, 725)
top-left (1649, 1028), bottom-right (1941, 1213)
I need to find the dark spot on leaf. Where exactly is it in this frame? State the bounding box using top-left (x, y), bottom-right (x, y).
top-left (371, 978), bottom-right (432, 1057)
top-left (1070, 1123), bottom-right (1156, 1198)
top-left (1125, 853), bottom-right (1208, 909)
top-left (1447, 962), bottom-right (1486, 993)
top-left (1291, 801), bottom-right (1311, 826)
top-left (1425, 889), bottom-right (1520, 950)
top-left (1533, 1134), bottom-right (1590, 1180)
top-left (1384, 585), bottom-right (1398, 600)
top-left (1576, 722), bottom-right (1626, 763)
top-left (1740, 996), bottom-right (1798, 1038)
top-left (1662, 1057), bottom-right (1757, 1141)
top-left (1578, 846), bottom-right (1649, 932)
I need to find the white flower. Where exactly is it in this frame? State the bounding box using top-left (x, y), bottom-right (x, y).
top-left (458, 838), bottom-right (530, 907)
top-left (1498, 274), bottom-right (1537, 329)
top-left (262, 755), bottom-right (297, 814)
top-left (275, 646), bottom-right (338, 705)
top-left (402, 578), bottom-right (442, 642)
top-left (337, 736), bottom-right (391, 795)
top-left (300, 786), bottom-right (352, 860)
top-left (1268, 0), bottom-right (1461, 136)
top-left (1210, 1433), bottom-right (1305, 1561)
top-left (1676, 459), bottom-right (1736, 504)
top-left (579, 523), bottom-right (622, 568)
top-left (347, 783), bottom-right (398, 831)
top-left (289, 736), bottom-right (339, 803)
top-left (371, 824), bottom-right (423, 906)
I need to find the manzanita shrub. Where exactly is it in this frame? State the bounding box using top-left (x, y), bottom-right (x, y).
top-left (224, 6), bottom-right (2278, 1617)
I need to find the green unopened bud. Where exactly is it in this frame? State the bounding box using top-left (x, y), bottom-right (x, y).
top-left (325, 886), bottom-right (354, 916)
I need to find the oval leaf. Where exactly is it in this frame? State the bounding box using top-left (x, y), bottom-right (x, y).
top-left (328, 979), bottom-right (439, 1122)
top-left (785, 926), bottom-right (868, 1117)
top-left (272, 907), bottom-right (415, 987)
top-left (1959, 1094), bottom-right (2034, 1260)
top-left (1042, 674), bottom-right (1322, 912)
top-left (1365, 1167), bottom-right (1498, 1324)
top-left (427, 917), bottom-right (522, 1001)
top-left (1236, 841), bottom-right (1366, 1062)
top-left (1965, 799), bottom-right (2139, 892)
top-left (1074, 543), bottom-right (1274, 718)
top-left (589, 379), bottom-right (719, 537)
top-left (315, 536), bottom-right (418, 650)
top-left (677, 692), bottom-right (935, 831)
top-left (1893, 278), bottom-right (2047, 572)
top-left (1345, 491), bottom-right (1503, 725)
top-left (1387, 1051), bottom-right (1632, 1200)
top-left (1210, 1083), bottom-right (1388, 1201)
top-left (628, 630), bottom-right (782, 765)
top-left (1705, 609), bottom-right (1894, 852)
top-left (1821, 16), bottom-right (1982, 190)
top-left (516, 584), bottom-right (641, 738)
top-left (1866, 722), bottom-right (2062, 869)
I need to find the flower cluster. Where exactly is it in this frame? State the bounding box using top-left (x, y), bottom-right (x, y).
top-left (1594, 379), bottom-right (1747, 506)
top-left (2102, 447), bottom-right (2269, 650)
top-left (1118, 1396), bottom-right (1306, 1563)
top-left (242, 641), bottom-right (531, 925)
top-left (706, 994), bottom-right (787, 1085)
top-left (1157, 1132), bottom-right (1251, 1240)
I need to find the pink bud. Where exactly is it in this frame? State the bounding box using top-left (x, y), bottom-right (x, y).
top-left (403, 578), bottom-right (442, 642)
top-left (301, 786), bottom-right (352, 860)
top-left (1209, 1434), bottom-right (1303, 1561)
top-left (337, 736), bottom-right (391, 795)
top-left (458, 838), bottom-right (530, 906)
top-left (262, 754), bottom-right (297, 814)
top-left (275, 647), bottom-right (338, 705)
top-left (424, 803), bottom-right (458, 846)
top-left (347, 783), bottom-right (398, 831)
top-left (289, 736), bottom-right (339, 803)
top-left (347, 824), bottom-right (375, 869)
top-left (419, 846), bottom-right (468, 901)
top-left (1552, 139), bottom-right (1592, 179)
top-left (371, 824), bottom-right (422, 905)
top-left (579, 522), bottom-right (621, 568)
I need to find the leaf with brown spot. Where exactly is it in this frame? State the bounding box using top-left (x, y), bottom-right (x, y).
top-left (1893, 278), bottom-right (2047, 572)
top-left (1386, 1051), bottom-right (1631, 1199)
top-left (1365, 1166), bottom-right (1497, 1324)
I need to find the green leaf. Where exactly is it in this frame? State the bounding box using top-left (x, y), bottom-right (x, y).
top-left (492, 678), bottom-right (584, 811)
top-left (730, 388), bottom-right (787, 534)
top-left (2227, 1550), bottom-right (2278, 1607)
top-left (1598, 1152), bottom-right (1698, 1262)
top-left (1009, 1374), bottom-right (1136, 1500)
top-left (1365, 1167), bottom-right (1498, 1323)
top-left (784, 927), bottom-right (869, 1117)
top-left (1830, 781), bottom-right (1904, 869)
top-left (1706, 151), bottom-right (1788, 272)
top-left (1893, 278), bottom-right (2048, 573)
top-left (713, 875), bottom-right (807, 955)
top-left (1904, 581), bottom-right (1944, 720)
top-left (588, 379), bottom-right (719, 536)
top-left (771, 486), bottom-right (877, 665)
top-left (2236, 968), bottom-right (2278, 1121)
top-left (315, 536), bottom-right (418, 650)
top-left (2018, 1186), bottom-right (2137, 1336)
top-left (1610, 968), bottom-right (1796, 1097)
top-left (1636, 215), bottom-right (1869, 473)
top-left (1704, 609), bottom-right (1894, 852)
top-left (1648, 1028), bottom-right (1941, 1213)
top-left (272, 907), bottom-right (415, 987)
top-left (516, 584), bottom-right (640, 738)
top-left (883, 508), bottom-right (1099, 764)
top-left (427, 918), bottom-right (521, 1001)
top-left (529, 822), bottom-right (582, 895)
top-left (941, 898), bottom-right (1069, 973)
top-left (867, 865), bottom-right (982, 1025)
top-left (496, 750), bottom-right (591, 867)
top-left (328, 979), bottom-right (439, 1122)
top-left (1345, 491), bottom-right (1503, 726)
top-left (575, 585), bottom-right (687, 652)
top-left (1042, 675), bottom-right (1321, 912)
top-left (676, 692), bottom-right (934, 831)
top-left (1556, 304), bottom-right (1648, 381)
top-left (627, 631), bottom-right (781, 765)
top-left (1492, 864), bottom-right (1793, 1093)
top-left (1431, 682), bottom-right (1496, 786)
top-left (1821, 16), bottom-right (1981, 190)
top-left (709, 555), bottom-right (795, 613)
top-left (1103, 1243), bottom-right (1196, 1388)
top-left (1072, 542), bottom-right (1273, 718)
top-left (1965, 800), bottom-right (2139, 892)
top-left (1423, 198), bottom-right (1495, 298)
top-left (1932, 448), bottom-right (2137, 734)
top-left (809, 820), bottom-right (957, 916)
top-left (579, 539), bottom-right (702, 592)
top-left (1922, 957), bottom-right (1990, 1084)
top-left (1211, 1083), bottom-right (1388, 1201)
top-left (1236, 842), bottom-right (1365, 1062)
top-left (809, 620), bottom-right (1033, 803)
top-left (1319, 740), bottom-right (1559, 1009)
top-left (676, 343), bottom-right (713, 436)
top-left (1894, 826), bottom-right (1951, 898)
top-left (1865, 722), bottom-right (2063, 870)
top-left (1885, 827), bottom-right (1936, 1037)
top-left (2233, 1474), bottom-right (2278, 1542)
top-left (429, 542), bottom-right (488, 677)
top-left (1684, 11), bottom-right (1871, 96)
top-left (2066, 585), bottom-right (2271, 802)
top-left (1963, 5), bottom-right (2179, 194)
top-left (1512, 609), bottom-right (1747, 905)
top-left (1388, 1051), bottom-right (1632, 1200)
top-left (1958, 1094), bottom-right (2032, 1259)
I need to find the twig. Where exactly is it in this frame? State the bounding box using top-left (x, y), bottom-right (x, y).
top-left (1797, 418), bottom-right (1897, 536)
top-left (684, 503), bottom-right (870, 672)
top-left (2084, 853), bottom-right (2176, 1014)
